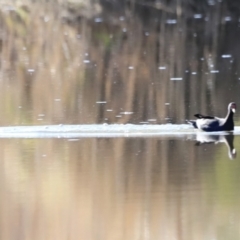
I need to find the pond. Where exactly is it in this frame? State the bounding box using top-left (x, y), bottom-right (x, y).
top-left (0, 0), bottom-right (240, 239)
top-left (0, 128), bottom-right (240, 239)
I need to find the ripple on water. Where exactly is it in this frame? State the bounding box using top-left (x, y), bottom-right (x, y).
top-left (0, 124), bottom-right (237, 138)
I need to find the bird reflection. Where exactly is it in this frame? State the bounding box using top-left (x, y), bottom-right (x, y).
top-left (195, 133), bottom-right (236, 159)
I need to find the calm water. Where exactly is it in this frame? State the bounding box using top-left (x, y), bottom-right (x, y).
top-left (1, 0), bottom-right (240, 239)
top-left (0, 132), bottom-right (240, 239)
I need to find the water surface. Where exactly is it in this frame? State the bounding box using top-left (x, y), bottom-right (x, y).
top-left (0, 132), bottom-right (240, 239)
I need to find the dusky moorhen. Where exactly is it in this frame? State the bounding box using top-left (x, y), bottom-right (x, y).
top-left (187, 102), bottom-right (236, 132)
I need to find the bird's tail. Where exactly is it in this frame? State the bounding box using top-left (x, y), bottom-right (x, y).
top-left (186, 120), bottom-right (197, 129)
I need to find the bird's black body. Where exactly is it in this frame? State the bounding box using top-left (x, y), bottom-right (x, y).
top-left (187, 102), bottom-right (236, 132)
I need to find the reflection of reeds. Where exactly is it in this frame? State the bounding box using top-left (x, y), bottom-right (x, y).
top-left (0, 1), bottom-right (238, 125)
top-left (0, 137), bottom-right (239, 240)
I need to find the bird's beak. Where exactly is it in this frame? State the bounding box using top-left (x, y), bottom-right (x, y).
top-left (232, 108), bottom-right (236, 113)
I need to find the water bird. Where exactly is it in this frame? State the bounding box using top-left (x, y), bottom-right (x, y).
top-left (187, 102), bottom-right (236, 132)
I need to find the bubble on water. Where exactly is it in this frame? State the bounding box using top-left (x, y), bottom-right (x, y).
top-left (210, 70), bottom-right (219, 73)
top-left (96, 101), bottom-right (107, 104)
top-left (192, 72), bottom-right (197, 75)
top-left (83, 60), bottom-right (90, 63)
top-left (128, 66), bottom-right (134, 70)
top-left (170, 77), bottom-right (183, 80)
